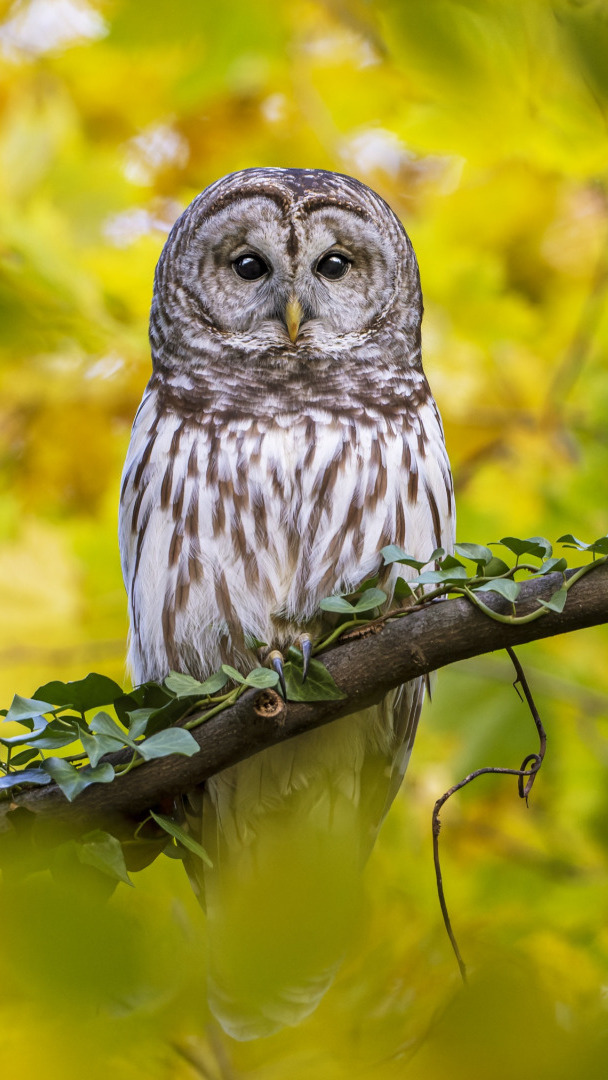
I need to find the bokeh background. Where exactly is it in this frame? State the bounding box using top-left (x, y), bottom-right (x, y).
top-left (1, 0), bottom-right (608, 1077)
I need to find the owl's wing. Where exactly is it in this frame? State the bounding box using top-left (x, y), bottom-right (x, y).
top-left (358, 678), bottom-right (426, 860)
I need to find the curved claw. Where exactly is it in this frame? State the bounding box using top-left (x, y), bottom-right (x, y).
top-left (269, 649), bottom-right (287, 700)
top-left (297, 633), bottom-right (313, 683)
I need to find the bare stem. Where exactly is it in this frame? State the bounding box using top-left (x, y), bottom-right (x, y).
top-left (432, 646), bottom-right (547, 983)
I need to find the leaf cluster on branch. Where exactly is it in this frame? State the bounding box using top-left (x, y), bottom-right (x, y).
top-left (0, 534), bottom-right (606, 886)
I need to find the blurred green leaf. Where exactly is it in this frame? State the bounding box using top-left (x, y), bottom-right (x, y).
top-left (149, 811), bottom-right (213, 866)
top-left (77, 830), bottom-right (133, 886)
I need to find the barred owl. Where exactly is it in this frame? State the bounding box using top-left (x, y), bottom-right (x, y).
top-left (119, 168), bottom-right (454, 1040)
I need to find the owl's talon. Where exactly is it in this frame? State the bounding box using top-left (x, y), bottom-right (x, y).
top-left (297, 633), bottom-right (313, 682)
top-left (269, 649), bottom-right (287, 700)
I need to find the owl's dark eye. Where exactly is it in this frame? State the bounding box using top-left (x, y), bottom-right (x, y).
top-left (233, 253), bottom-right (269, 280)
top-left (315, 252), bottom-right (351, 280)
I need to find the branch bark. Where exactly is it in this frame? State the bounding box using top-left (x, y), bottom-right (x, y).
top-left (2, 565), bottom-right (607, 833)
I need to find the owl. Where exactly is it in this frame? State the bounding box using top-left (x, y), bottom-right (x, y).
top-left (119, 168), bottom-right (454, 1040)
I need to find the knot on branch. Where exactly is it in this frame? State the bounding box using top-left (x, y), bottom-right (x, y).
top-left (253, 689), bottom-right (286, 723)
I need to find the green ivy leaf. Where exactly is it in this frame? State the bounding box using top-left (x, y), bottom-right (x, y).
top-left (80, 729), bottom-right (121, 768)
top-left (10, 748), bottom-right (41, 767)
top-left (393, 577), bottom-right (414, 599)
top-left (558, 532), bottom-right (608, 556)
top-left (77, 830), bottom-right (133, 886)
top-left (283, 656), bottom-right (346, 702)
top-left (319, 595), bottom-right (356, 614)
top-left (483, 556), bottom-right (511, 577)
top-left (165, 670), bottom-right (229, 697)
top-left (474, 578), bottom-right (521, 602)
top-left (0, 721), bottom-right (48, 747)
top-left (0, 769), bottom-right (52, 791)
top-left (557, 533), bottom-right (587, 549)
top-left (137, 697), bottom-right (197, 737)
top-left (113, 692), bottom-right (144, 725)
top-left (41, 759), bottom-right (115, 802)
top-left (124, 708), bottom-right (154, 739)
top-left (137, 727), bottom-right (199, 761)
top-left (533, 557), bottom-right (568, 576)
top-left (4, 695), bottom-right (56, 726)
top-left (359, 575), bottom-right (380, 591)
top-left (536, 587), bottom-right (568, 613)
top-left (221, 664), bottom-right (246, 685)
top-left (149, 811), bottom-right (213, 866)
top-left (429, 547), bottom-right (446, 561)
top-left (439, 554), bottom-right (467, 570)
top-left (244, 635), bottom-right (269, 650)
top-left (414, 567), bottom-right (470, 584)
top-left (244, 668), bottom-right (280, 689)
top-left (90, 711), bottom-right (130, 744)
top-left (498, 537), bottom-right (550, 559)
top-left (30, 717), bottom-right (84, 750)
top-left (526, 536), bottom-right (553, 558)
top-left (455, 542), bottom-right (493, 565)
top-left (588, 536), bottom-right (608, 555)
top-left (381, 545), bottom-right (426, 570)
top-left (126, 682), bottom-right (174, 710)
top-left (353, 588), bottom-right (387, 613)
top-left (34, 673), bottom-right (124, 712)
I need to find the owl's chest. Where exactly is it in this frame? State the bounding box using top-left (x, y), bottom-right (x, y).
top-left (191, 414), bottom-right (396, 548)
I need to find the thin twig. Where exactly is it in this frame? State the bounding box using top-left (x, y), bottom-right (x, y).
top-left (507, 645), bottom-right (547, 803)
top-left (432, 646), bottom-right (547, 984)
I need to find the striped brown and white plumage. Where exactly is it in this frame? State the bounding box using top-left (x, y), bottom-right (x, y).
top-left (118, 168), bottom-right (454, 1039)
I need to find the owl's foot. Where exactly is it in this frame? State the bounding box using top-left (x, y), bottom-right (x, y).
top-left (268, 650), bottom-right (287, 699)
top-left (267, 634), bottom-right (313, 699)
top-left (297, 633), bottom-right (313, 682)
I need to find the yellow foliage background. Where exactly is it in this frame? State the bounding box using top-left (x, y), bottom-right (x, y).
top-left (0, 0), bottom-right (607, 1076)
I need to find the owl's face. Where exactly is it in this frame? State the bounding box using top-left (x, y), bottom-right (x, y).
top-left (153, 169), bottom-right (421, 372)
top-left (182, 192), bottom-right (399, 346)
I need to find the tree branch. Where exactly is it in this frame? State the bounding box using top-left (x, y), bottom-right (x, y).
top-left (2, 565), bottom-right (607, 833)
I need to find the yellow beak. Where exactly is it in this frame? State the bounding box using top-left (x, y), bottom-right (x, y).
top-left (285, 295), bottom-right (303, 343)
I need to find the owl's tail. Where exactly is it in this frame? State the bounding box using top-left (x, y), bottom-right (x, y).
top-left (203, 789), bottom-right (363, 1039)
top-left (182, 692), bottom-right (422, 1040)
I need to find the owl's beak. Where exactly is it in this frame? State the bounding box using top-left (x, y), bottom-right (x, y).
top-left (285, 295), bottom-right (303, 343)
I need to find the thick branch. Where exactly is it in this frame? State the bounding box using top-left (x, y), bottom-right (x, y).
top-left (2, 565), bottom-right (607, 831)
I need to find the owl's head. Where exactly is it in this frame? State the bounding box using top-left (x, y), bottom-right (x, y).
top-left (151, 168), bottom-right (422, 375)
